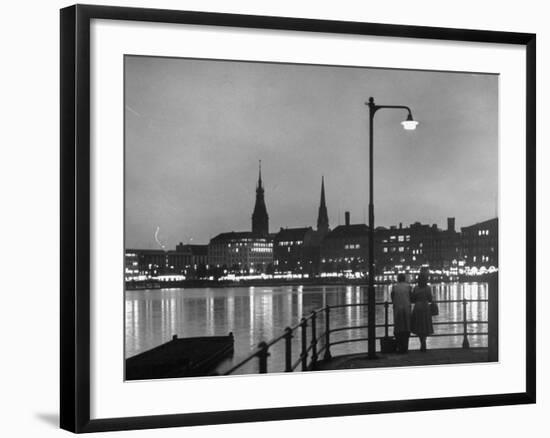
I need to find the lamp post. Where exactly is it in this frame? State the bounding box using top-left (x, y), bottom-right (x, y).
top-left (365, 96), bottom-right (417, 359)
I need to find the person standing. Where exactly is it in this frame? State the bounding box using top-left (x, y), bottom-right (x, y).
top-left (411, 269), bottom-right (434, 352)
top-left (391, 273), bottom-right (412, 353)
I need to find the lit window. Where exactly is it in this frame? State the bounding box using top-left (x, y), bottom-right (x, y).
top-left (399, 247), bottom-right (404, 252)
top-left (383, 248), bottom-right (388, 253)
top-left (398, 236), bottom-right (404, 242)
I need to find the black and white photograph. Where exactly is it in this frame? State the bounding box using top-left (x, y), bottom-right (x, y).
top-left (124, 56), bottom-right (499, 380)
top-left (1, 0), bottom-right (545, 435)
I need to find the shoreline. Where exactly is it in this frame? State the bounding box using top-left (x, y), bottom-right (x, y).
top-left (125, 273), bottom-right (496, 291)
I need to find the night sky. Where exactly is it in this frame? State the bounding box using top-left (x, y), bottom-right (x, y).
top-left (125, 56), bottom-right (498, 250)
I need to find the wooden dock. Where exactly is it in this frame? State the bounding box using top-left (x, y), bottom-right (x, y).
top-left (125, 333), bottom-right (234, 380)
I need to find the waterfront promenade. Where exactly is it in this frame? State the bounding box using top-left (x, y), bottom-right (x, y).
top-left (126, 280), bottom-right (496, 377)
top-left (314, 347), bottom-right (489, 371)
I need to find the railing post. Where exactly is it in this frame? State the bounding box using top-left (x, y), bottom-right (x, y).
top-left (300, 317), bottom-right (308, 371)
top-left (310, 311), bottom-right (318, 368)
top-left (323, 306), bottom-right (332, 360)
top-left (258, 341), bottom-right (270, 373)
top-left (384, 300), bottom-right (389, 338)
top-left (462, 298), bottom-right (470, 349)
top-left (284, 327), bottom-right (293, 372)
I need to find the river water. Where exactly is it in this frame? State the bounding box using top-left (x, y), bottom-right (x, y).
top-left (125, 282), bottom-right (488, 374)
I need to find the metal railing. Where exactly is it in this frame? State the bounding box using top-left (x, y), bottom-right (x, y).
top-left (223, 296), bottom-right (492, 375)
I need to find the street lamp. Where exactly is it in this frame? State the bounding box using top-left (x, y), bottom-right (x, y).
top-left (365, 96), bottom-right (418, 359)
top-left (401, 113), bottom-right (419, 131)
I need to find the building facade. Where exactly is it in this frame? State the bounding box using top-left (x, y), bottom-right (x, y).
top-left (461, 218), bottom-right (498, 269)
top-left (320, 212), bottom-right (369, 274)
top-left (124, 244), bottom-right (208, 280)
top-left (172, 243), bottom-right (209, 277)
top-left (208, 232), bottom-right (273, 273)
top-left (133, 249), bottom-right (168, 277)
top-left (375, 217), bottom-right (462, 276)
top-left (124, 250), bottom-right (140, 281)
top-left (376, 222), bottom-right (441, 272)
top-left (273, 227), bottom-right (315, 274)
top-left (439, 217), bottom-right (461, 269)
top-left (207, 164), bottom-right (274, 273)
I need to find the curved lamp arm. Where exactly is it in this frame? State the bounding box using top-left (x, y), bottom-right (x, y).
top-left (365, 96), bottom-right (418, 130)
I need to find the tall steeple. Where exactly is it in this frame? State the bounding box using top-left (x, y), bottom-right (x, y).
top-left (317, 176), bottom-right (330, 234)
top-left (252, 160), bottom-right (269, 236)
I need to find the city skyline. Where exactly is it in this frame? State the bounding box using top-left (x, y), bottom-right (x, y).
top-left (127, 164), bottom-right (497, 251)
top-left (125, 56), bottom-right (498, 249)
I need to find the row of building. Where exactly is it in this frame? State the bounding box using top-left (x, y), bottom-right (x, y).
top-left (125, 164), bottom-right (498, 281)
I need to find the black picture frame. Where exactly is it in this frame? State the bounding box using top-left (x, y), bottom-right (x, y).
top-left (60, 4), bottom-right (536, 433)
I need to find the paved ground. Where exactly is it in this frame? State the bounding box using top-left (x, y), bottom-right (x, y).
top-left (314, 348), bottom-right (490, 370)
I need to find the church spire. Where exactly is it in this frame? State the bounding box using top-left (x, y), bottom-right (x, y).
top-left (252, 161), bottom-right (269, 236)
top-left (317, 176), bottom-right (329, 234)
top-left (258, 160), bottom-right (262, 189)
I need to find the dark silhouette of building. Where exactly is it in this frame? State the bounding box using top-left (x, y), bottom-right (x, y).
top-left (124, 244), bottom-right (208, 280)
top-left (376, 221), bottom-right (441, 272)
top-left (374, 217), bottom-right (497, 280)
top-left (273, 227), bottom-right (315, 274)
top-left (173, 243), bottom-right (208, 277)
top-left (174, 243), bottom-right (208, 262)
top-left (461, 218), bottom-right (498, 268)
top-left (126, 248), bottom-right (168, 279)
top-left (440, 217), bottom-right (461, 269)
top-left (208, 163), bottom-right (274, 273)
top-left (125, 157), bottom-right (499, 282)
top-left (208, 232), bottom-right (273, 274)
top-left (125, 250), bottom-right (140, 280)
top-left (320, 211), bottom-right (370, 274)
top-left (316, 176), bottom-right (330, 234)
top-left (251, 161), bottom-right (269, 236)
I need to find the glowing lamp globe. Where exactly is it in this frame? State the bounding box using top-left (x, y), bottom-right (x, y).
top-left (401, 114), bottom-right (418, 130)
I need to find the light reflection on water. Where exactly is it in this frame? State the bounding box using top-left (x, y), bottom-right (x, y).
top-left (125, 282), bottom-right (488, 374)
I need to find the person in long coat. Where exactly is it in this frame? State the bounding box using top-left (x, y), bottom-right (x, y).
top-left (411, 270), bottom-right (434, 352)
top-left (391, 273), bottom-right (412, 353)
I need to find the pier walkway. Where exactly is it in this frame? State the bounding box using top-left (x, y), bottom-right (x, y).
top-left (314, 347), bottom-right (489, 371)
